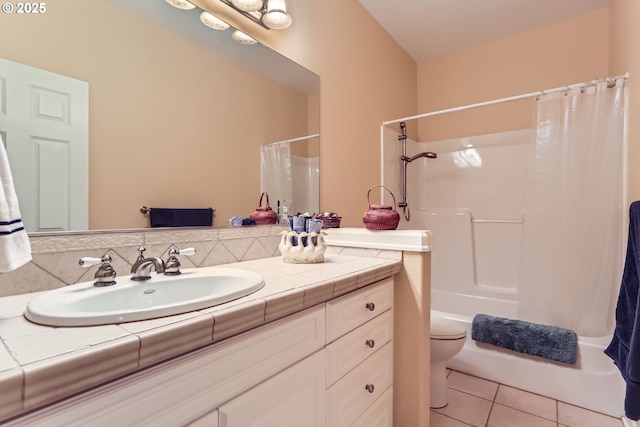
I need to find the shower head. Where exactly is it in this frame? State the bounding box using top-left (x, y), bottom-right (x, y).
top-left (401, 151), bottom-right (438, 163)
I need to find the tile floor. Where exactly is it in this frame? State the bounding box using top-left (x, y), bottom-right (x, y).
top-left (430, 369), bottom-right (633, 427)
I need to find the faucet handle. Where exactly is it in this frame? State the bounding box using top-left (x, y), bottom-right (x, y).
top-left (79, 255), bottom-right (117, 287)
top-left (165, 247), bottom-right (196, 276)
top-left (172, 247), bottom-right (196, 257)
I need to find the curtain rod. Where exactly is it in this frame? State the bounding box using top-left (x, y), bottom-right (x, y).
top-left (265, 133), bottom-right (320, 146)
top-left (382, 73), bottom-right (629, 126)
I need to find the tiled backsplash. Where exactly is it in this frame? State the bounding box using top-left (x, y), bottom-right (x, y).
top-left (0, 226), bottom-right (288, 297)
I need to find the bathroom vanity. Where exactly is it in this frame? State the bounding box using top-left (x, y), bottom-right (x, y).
top-left (0, 254), bottom-right (399, 426)
top-left (0, 227), bottom-right (432, 426)
top-left (5, 278), bottom-right (393, 426)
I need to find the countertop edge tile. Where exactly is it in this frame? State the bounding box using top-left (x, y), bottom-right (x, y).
top-left (301, 280), bottom-right (335, 309)
top-left (23, 335), bottom-right (140, 410)
top-left (357, 270), bottom-right (378, 289)
top-left (138, 314), bottom-right (214, 368)
top-left (333, 273), bottom-right (359, 298)
top-left (212, 298), bottom-right (266, 343)
top-left (264, 288), bottom-right (305, 323)
top-left (0, 367), bottom-right (24, 421)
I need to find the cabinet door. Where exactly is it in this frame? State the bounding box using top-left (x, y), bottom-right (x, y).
top-left (218, 350), bottom-right (326, 427)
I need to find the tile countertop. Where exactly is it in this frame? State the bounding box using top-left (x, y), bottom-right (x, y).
top-left (0, 252), bottom-right (401, 422)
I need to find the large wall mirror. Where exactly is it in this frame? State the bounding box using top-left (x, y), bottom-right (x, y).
top-left (0, 0), bottom-right (319, 233)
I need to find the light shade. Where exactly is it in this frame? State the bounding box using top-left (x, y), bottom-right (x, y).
top-left (164, 0), bottom-right (196, 10)
top-left (200, 11), bottom-right (230, 30)
top-left (262, 0), bottom-right (292, 29)
top-left (232, 30), bottom-right (258, 45)
top-left (231, 0), bottom-right (263, 12)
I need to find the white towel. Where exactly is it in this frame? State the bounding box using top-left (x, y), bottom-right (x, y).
top-left (0, 135), bottom-right (31, 272)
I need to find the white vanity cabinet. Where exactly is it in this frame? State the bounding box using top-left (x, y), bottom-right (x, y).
top-left (325, 278), bottom-right (394, 426)
top-left (4, 278), bottom-right (394, 427)
top-left (4, 306), bottom-right (326, 427)
top-left (217, 350), bottom-right (326, 426)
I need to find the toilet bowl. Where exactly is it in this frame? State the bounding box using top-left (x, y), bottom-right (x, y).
top-left (430, 314), bottom-right (466, 408)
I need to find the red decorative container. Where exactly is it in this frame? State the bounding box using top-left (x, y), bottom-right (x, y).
top-left (250, 192), bottom-right (278, 225)
top-left (317, 212), bottom-right (342, 229)
top-left (362, 185), bottom-right (400, 231)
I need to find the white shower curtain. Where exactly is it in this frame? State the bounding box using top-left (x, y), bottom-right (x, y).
top-left (260, 143), bottom-right (292, 215)
top-left (518, 79), bottom-right (627, 337)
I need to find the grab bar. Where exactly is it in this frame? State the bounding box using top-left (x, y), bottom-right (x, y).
top-left (471, 219), bottom-right (523, 224)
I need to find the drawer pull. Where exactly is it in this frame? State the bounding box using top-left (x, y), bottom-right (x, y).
top-left (365, 339), bottom-right (375, 348)
top-left (365, 302), bottom-right (376, 311)
top-left (365, 384), bottom-right (375, 393)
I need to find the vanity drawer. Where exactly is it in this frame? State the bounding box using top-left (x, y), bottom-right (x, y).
top-left (351, 386), bottom-right (393, 427)
top-left (326, 278), bottom-right (393, 343)
top-left (327, 341), bottom-right (393, 427)
top-left (326, 309), bottom-right (393, 386)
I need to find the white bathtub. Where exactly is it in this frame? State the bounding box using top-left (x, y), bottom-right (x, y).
top-left (433, 301), bottom-right (626, 418)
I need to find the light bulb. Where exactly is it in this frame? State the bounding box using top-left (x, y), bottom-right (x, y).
top-left (231, 0), bottom-right (263, 12)
top-left (164, 0), bottom-right (196, 10)
top-left (262, 0), bottom-right (291, 29)
top-left (200, 11), bottom-right (230, 30)
top-left (232, 30), bottom-right (258, 45)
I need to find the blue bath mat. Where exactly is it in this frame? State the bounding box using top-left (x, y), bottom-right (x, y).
top-left (471, 313), bottom-right (578, 364)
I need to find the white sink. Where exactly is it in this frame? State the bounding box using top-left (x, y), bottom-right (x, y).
top-left (24, 267), bottom-right (265, 327)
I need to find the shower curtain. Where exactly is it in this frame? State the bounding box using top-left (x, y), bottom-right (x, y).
top-left (518, 79), bottom-right (627, 337)
top-left (260, 143), bottom-right (292, 215)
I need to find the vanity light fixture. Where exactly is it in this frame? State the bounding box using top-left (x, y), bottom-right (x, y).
top-left (200, 11), bottom-right (231, 30)
top-left (168, 0), bottom-right (292, 46)
top-left (231, 0), bottom-right (263, 12)
top-left (164, 0), bottom-right (196, 11)
top-left (262, 0), bottom-right (292, 29)
top-left (232, 29), bottom-right (258, 45)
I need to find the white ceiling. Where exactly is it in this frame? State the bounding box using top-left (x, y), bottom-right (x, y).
top-left (358, 0), bottom-right (610, 62)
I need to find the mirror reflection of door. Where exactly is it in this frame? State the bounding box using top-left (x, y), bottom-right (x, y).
top-left (0, 59), bottom-right (88, 232)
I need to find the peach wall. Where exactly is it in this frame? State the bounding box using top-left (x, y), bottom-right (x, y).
top-left (240, 0), bottom-right (419, 227)
top-left (0, 0), bottom-right (309, 229)
top-left (610, 0), bottom-right (640, 205)
top-left (416, 8), bottom-right (610, 142)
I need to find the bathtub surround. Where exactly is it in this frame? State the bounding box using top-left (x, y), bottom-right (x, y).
top-left (0, 136), bottom-right (31, 273)
top-left (380, 76), bottom-right (628, 417)
top-left (471, 313), bottom-right (578, 364)
top-left (606, 201), bottom-right (640, 421)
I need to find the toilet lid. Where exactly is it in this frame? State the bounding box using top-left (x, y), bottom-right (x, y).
top-left (431, 316), bottom-right (466, 339)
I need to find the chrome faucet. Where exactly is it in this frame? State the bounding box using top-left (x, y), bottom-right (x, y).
top-left (130, 247), bottom-right (165, 281)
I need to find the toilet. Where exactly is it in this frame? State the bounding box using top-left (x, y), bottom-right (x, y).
top-left (430, 314), bottom-right (467, 408)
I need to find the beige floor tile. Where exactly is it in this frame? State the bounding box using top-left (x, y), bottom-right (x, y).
top-left (430, 410), bottom-right (473, 427)
top-left (557, 401), bottom-right (623, 427)
top-left (488, 403), bottom-right (556, 427)
top-left (432, 388), bottom-right (493, 427)
top-left (448, 370), bottom-right (499, 401)
top-left (494, 384), bottom-right (557, 421)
